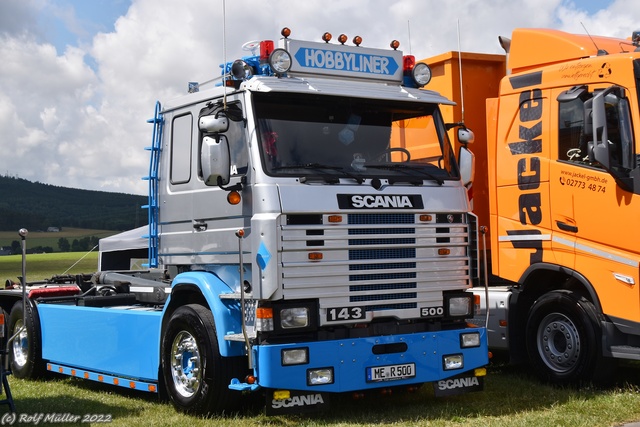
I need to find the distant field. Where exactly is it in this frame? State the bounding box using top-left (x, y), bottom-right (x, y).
top-left (0, 227), bottom-right (118, 251)
top-left (0, 251), bottom-right (100, 282)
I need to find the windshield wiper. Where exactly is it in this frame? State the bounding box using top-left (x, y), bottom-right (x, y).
top-left (364, 164), bottom-right (445, 185)
top-left (273, 163), bottom-right (364, 184)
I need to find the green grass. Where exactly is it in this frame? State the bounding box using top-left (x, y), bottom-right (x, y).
top-left (0, 252), bottom-right (99, 282)
top-left (3, 257), bottom-right (640, 425)
top-left (4, 361), bottom-right (640, 426)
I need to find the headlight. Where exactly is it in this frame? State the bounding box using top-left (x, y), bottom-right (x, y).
top-left (307, 368), bottom-right (334, 385)
top-left (460, 332), bottom-right (481, 348)
top-left (412, 62), bottom-right (432, 86)
top-left (443, 354), bottom-right (463, 370)
top-left (269, 48), bottom-right (292, 74)
top-left (447, 295), bottom-right (473, 317)
top-left (280, 307), bottom-right (309, 329)
top-left (282, 348), bottom-right (308, 366)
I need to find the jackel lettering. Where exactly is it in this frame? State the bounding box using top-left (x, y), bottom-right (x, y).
top-left (271, 394), bottom-right (325, 409)
top-left (506, 86), bottom-right (545, 264)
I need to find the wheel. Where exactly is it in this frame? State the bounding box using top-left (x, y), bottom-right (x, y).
top-left (525, 290), bottom-right (615, 385)
top-left (7, 300), bottom-right (44, 379)
top-left (161, 304), bottom-right (248, 415)
top-left (374, 147), bottom-right (411, 162)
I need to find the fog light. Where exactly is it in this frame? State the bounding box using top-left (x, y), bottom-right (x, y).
top-left (461, 332), bottom-right (481, 348)
top-left (282, 348), bottom-right (308, 366)
top-left (412, 62), bottom-right (432, 86)
top-left (280, 307), bottom-right (309, 329)
top-left (307, 368), bottom-right (334, 385)
top-left (443, 354), bottom-right (463, 370)
top-left (269, 48), bottom-right (292, 74)
top-left (448, 296), bottom-right (472, 317)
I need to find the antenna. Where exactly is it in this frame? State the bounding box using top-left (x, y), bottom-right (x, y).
top-left (222, 0), bottom-right (228, 109)
top-left (457, 19), bottom-right (465, 124)
top-left (581, 22), bottom-right (608, 56)
top-left (407, 20), bottom-right (412, 55)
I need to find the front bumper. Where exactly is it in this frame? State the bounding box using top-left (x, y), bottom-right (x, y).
top-left (252, 326), bottom-right (488, 392)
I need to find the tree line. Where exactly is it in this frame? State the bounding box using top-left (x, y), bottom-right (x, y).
top-left (0, 176), bottom-right (147, 232)
top-left (6, 236), bottom-right (101, 254)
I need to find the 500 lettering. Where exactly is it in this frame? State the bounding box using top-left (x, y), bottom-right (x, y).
top-left (327, 306), bottom-right (365, 322)
top-left (421, 306), bottom-right (444, 318)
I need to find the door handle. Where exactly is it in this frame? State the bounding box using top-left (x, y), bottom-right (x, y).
top-left (556, 221), bottom-right (578, 233)
top-left (193, 220), bottom-right (207, 231)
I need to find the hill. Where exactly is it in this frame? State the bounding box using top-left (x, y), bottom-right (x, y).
top-left (0, 176), bottom-right (147, 231)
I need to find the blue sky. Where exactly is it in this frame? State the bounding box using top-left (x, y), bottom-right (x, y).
top-left (41, 0), bottom-right (132, 52)
top-left (0, 0), bottom-right (634, 194)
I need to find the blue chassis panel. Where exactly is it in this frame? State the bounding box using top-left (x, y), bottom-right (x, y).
top-left (37, 304), bottom-right (162, 382)
top-left (253, 327), bottom-right (488, 392)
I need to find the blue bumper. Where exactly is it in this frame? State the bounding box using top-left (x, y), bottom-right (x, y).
top-left (253, 327), bottom-right (487, 392)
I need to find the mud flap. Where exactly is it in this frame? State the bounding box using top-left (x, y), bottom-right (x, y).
top-left (433, 372), bottom-right (484, 397)
top-left (265, 389), bottom-right (331, 415)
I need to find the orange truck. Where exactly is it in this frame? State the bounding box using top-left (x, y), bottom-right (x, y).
top-left (420, 28), bottom-right (640, 384)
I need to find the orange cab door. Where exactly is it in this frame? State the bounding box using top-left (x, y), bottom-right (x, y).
top-left (554, 85), bottom-right (640, 324)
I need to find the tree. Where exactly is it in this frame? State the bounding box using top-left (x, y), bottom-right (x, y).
top-left (11, 240), bottom-right (20, 254)
top-left (57, 237), bottom-right (70, 252)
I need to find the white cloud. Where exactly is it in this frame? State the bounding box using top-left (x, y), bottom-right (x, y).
top-left (0, 0), bottom-right (637, 194)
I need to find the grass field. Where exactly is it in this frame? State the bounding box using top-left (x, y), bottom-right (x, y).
top-left (2, 257), bottom-right (640, 425)
top-left (4, 359), bottom-right (640, 426)
top-left (0, 252), bottom-right (99, 282)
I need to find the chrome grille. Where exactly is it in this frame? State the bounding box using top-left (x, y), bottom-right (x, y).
top-left (280, 213), bottom-right (471, 324)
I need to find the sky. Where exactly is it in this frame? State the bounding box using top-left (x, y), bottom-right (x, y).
top-left (0, 0), bottom-right (636, 196)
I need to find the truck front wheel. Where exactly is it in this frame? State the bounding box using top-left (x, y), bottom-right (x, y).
top-left (8, 300), bottom-right (44, 379)
top-left (525, 290), bottom-right (614, 385)
top-left (161, 304), bottom-right (245, 415)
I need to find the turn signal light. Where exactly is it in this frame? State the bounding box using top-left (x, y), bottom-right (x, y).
top-left (308, 252), bottom-right (323, 261)
top-left (227, 191), bottom-right (241, 205)
top-left (438, 248), bottom-right (451, 256)
top-left (328, 215), bottom-right (343, 223)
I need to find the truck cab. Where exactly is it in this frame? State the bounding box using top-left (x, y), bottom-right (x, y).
top-left (3, 29), bottom-right (488, 416)
top-left (425, 28), bottom-right (640, 385)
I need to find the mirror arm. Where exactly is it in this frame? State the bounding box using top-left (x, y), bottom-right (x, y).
top-left (217, 175), bottom-right (245, 192)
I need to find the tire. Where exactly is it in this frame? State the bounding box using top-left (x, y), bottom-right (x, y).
top-left (161, 304), bottom-right (247, 415)
top-left (7, 300), bottom-right (44, 379)
top-left (525, 290), bottom-right (615, 385)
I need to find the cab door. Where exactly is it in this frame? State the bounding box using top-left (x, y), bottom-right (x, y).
top-left (555, 85), bottom-right (640, 324)
top-left (159, 96), bottom-right (251, 267)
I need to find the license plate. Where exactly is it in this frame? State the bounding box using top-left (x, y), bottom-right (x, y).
top-left (366, 363), bottom-right (415, 382)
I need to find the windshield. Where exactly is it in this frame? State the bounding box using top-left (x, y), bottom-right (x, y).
top-left (253, 92), bottom-right (459, 183)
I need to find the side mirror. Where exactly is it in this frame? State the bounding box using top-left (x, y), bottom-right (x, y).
top-left (201, 135), bottom-right (230, 186)
top-left (459, 145), bottom-right (475, 187)
top-left (590, 90), bottom-right (611, 170)
top-left (199, 114), bottom-right (229, 133)
top-left (458, 127), bottom-right (475, 145)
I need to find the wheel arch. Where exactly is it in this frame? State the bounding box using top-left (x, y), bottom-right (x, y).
top-left (506, 263), bottom-right (602, 363)
top-left (161, 271), bottom-right (246, 358)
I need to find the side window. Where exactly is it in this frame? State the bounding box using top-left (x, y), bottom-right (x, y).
top-left (170, 114), bottom-right (193, 184)
top-left (558, 97), bottom-right (587, 162)
top-left (557, 85), bottom-right (635, 171)
top-left (227, 112), bottom-right (249, 176)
